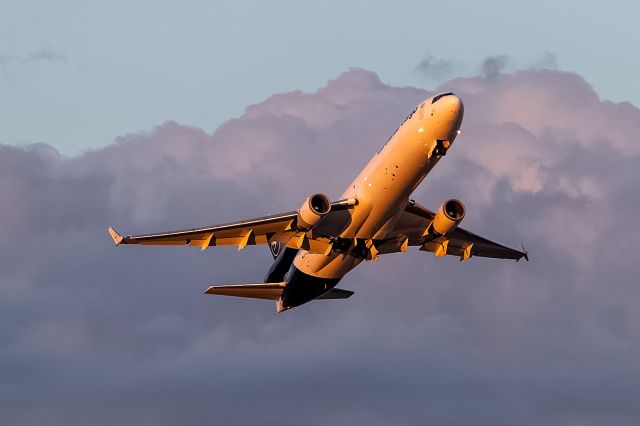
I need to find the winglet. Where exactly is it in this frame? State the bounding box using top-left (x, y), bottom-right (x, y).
top-left (108, 227), bottom-right (124, 246)
top-left (520, 243), bottom-right (529, 262)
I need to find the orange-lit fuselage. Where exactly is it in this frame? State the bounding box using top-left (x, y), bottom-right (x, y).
top-left (289, 94), bottom-right (464, 288)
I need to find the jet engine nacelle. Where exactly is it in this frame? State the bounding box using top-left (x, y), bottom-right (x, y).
top-left (432, 199), bottom-right (465, 235)
top-left (297, 193), bottom-right (331, 230)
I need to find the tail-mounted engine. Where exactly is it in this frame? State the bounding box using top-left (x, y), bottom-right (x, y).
top-left (297, 193), bottom-right (331, 231)
top-left (431, 198), bottom-right (465, 235)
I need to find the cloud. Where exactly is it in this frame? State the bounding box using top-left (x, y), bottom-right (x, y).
top-left (0, 46), bottom-right (69, 74)
top-left (1, 68), bottom-right (640, 425)
top-left (23, 46), bottom-right (69, 65)
top-left (415, 52), bottom-right (456, 81)
top-left (481, 54), bottom-right (510, 79)
top-left (418, 52), bottom-right (558, 84)
top-left (531, 51), bottom-right (558, 69)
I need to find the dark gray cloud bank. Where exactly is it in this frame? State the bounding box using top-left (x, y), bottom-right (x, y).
top-left (1, 67), bottom-right (640, 426)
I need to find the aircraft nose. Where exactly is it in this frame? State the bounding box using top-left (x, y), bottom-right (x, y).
top-left (431, 92), bottom-right (463, 116)
top-left (430, 92), bottom-right (464, 140)
top-left (445, 94), bottom-right (464, 130)
top-left (450, 94), bottom-right (461, 110)
top-left (438, 93), bottom-right (462, 115)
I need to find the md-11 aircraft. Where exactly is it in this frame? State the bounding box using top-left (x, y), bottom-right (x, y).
top-left (109, 92), bottom-right (527, 312)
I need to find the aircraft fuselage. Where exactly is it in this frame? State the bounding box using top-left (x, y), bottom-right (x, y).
top-left (278, 93), bottom-right (464, 311)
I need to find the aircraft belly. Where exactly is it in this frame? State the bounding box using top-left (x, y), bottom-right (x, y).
top-left (279, 266), bottom-right (342, 311)
top-left (293, 250), bottom-right (361, 279)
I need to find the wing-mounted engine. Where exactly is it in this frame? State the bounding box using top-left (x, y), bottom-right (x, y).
top-left (418, 198), bottom-right (466, 257)
top-left (296, 193), bottom-right (332, 231)
top-left (420, 198), bottom-right (465, 256)
top-left (431, 198), bottom-right (465, 235)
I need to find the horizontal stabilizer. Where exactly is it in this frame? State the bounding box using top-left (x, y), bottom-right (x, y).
top-left (316, 288), bottom-right (354, 299)
top-left (204, 283), bottom-right (285, 300)
top-left (204, 283), bottom-right (354, 302)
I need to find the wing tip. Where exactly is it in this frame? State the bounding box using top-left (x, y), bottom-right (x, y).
top-left (108, 226), bottom-right (124, 246)
top-left (520, 243), bottom-right (529, 262)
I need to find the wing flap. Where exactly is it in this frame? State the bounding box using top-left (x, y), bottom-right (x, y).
top-left (446, 227), bottom-right (527, 260)
top-left (388, 200), bottom-right (527, 261)
top-left (111, 211), bottom-right (297, 247)
top-left (108, 199), bottom-right (357, 253)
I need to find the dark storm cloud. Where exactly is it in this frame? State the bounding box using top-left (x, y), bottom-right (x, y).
top-left (1, 67), bottom-right (640, 425)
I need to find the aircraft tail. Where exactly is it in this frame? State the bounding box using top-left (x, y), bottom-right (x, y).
top-left (205, 282), bottom-right (354, 312)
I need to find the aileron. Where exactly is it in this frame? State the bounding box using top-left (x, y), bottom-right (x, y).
top-left (392, 201), bottom-right (527, 261)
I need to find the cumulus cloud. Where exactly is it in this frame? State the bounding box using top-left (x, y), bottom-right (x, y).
top-left (1, 68), bottom-right (640, 425)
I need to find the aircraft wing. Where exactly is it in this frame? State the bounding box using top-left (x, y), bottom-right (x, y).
top-left (383, 200), bottom-right (528, 261)
top-left (108, 198), bottom-right (356, 254)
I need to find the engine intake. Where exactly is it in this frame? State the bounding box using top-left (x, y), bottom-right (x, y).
top-left (297, 193), bottom-right (331, 230)
top-left (432, 199), bottom-right (465, 235)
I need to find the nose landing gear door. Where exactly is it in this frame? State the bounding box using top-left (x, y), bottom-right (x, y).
top-left (428, 139), bottom-right (450, 159)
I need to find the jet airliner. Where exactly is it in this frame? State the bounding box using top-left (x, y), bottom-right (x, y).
top-left (109, 93), bottom-right (527, 312)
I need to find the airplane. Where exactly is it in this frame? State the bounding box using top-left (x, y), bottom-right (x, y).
top-left (108, 92), bottom-right (528, 313)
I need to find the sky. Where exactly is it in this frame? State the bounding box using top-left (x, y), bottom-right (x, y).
top-left (1, 0), bottom-right (639, 154)
top-left (2, 2), bottom-right (640, 425)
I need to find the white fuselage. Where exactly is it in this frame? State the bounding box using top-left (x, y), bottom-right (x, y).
top-left (293, 93), bottom-right (464, 279)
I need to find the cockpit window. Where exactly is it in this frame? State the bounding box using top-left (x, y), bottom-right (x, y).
top-left (431, 92), bottom-right (455, 104)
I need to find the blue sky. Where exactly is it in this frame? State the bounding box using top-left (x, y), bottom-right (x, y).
top-left (1, 0), bottom-right (638, 154)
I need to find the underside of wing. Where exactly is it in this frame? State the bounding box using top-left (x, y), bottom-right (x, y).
top-left (386, 200), bottom-right (528, 261)
top-left (108, 211), bottom-right (298, 250)
top-left (440, 227), bottom-right (528, 260)
top-left (108, 198), bottom-right (357, 254)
